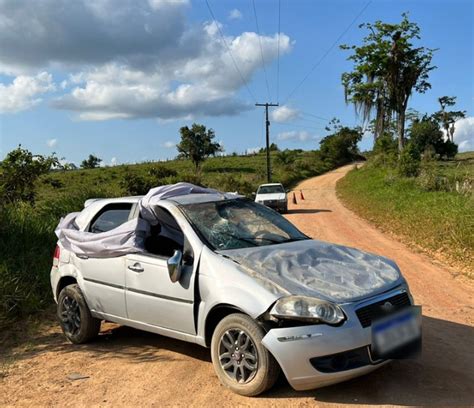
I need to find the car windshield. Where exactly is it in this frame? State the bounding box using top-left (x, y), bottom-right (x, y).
top-left (180, 199), bottom-right (307, 250)
top-left (257, 185), bottom-right (284, 194)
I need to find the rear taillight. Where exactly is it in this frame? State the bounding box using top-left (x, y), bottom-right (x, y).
top-left (53, 245), bottom-right (60, 265)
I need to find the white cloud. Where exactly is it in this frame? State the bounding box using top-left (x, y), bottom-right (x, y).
top-left (148, 0), bottom-right (189, 10)
top-left (46, 138), bottom-right (58, 148)
top-left (110, 157), bottom-right (117, 166)
top-left (277, 130), bottom-right (316, 142)
top-left (162, 141), bottom-right (176, 148)
top-left (0, 72), bottom-right (54, 113)
top-left (271, 105), bottom-right (300, 123)
top-left (452, 117), bottom-right (474, 152)
top-left (228, 9), bottom-right (242, 20)
top-left (0, 0), bottom-right (293, 120)
top-left (53, 30), bottom-right (291, 120)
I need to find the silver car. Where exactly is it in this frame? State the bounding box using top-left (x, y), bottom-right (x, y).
top-left (51, 193), bottom-right (420, 396)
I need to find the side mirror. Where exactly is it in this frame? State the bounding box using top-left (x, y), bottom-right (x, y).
top-left (167, 250), bottom-right (183, 283)
top-left (251, 192), bottom-right (256, 196)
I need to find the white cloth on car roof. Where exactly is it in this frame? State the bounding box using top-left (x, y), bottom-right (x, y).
top-left (55, 182), bottom-right (220, 257)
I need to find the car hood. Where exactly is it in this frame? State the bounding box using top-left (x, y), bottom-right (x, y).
top-left (218, 240), bottom-right (402, 303)
top-left (256, 193), bottom-right (286, 201)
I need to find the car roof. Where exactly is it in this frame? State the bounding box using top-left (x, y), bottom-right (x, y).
top-left (258, 183), bottom-right (283, 187)
top-left (75, 193), bottom-right (240, 230)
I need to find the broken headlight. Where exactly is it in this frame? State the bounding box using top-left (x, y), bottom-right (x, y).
top-left (270, 296), bottom-right (345, 325)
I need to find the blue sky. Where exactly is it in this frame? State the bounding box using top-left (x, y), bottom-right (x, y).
top-left (0, 0), bottom-right (473, 166)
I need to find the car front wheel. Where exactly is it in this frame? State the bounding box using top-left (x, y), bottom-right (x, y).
top-left (57, 284), bottom-right (101, 344)
top-left (210, 313), bottom-right (280, 396)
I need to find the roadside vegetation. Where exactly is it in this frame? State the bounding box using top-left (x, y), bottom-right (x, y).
top-left (338, 153), bottom-right (473, 274)
top-left (0, 124), bottom-right (362, 327)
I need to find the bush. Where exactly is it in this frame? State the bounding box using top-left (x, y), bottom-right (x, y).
top-left (398, 142), bottom-right (421, 177)
top-left (148, 165), bottom-right (177, 179)
top-left (120, 172), bottom-right (155, 195)
top-left (0, 146), bottom-right (58, 204)
top-left (371, 133), bottom-right (398, 167)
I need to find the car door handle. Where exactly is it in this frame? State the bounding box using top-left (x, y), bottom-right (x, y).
top-left (128, 263), bottom-right (144, 273)
top-left (77, 254), bottom-right (89, 260)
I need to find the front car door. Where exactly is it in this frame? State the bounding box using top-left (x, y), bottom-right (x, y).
top-left (124, 206), bottom-right (198, 334)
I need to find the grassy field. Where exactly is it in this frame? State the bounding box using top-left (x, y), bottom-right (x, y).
top-left (37, 151), bottom-right (320, 204)
top-left (337, 152), bottom-right (474, 274)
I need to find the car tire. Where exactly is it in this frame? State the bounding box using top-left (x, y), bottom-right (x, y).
top-left (210, 313), bottom-right (280, 396)
top-left (57, 284), bottom-right (101, 344)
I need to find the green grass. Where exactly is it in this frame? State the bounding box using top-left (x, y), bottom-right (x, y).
top-left (337, 153), bottom-right (474, 274)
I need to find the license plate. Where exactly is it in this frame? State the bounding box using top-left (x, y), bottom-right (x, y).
top-left (372, 306), bottom-right (421, 359)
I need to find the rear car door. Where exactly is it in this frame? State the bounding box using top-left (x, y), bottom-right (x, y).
top-left (75, 203), bottom-right (134, 318)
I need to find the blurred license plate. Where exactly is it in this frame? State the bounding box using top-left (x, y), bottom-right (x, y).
top-left (372, 306), bottom-right (421, 359)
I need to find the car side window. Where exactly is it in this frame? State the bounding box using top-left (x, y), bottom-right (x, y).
top-left (89, 203), bottom-right (133, 233)
top-left (144, 207), bottom-right (187, 258)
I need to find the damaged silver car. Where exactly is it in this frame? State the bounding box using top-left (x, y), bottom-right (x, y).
top-left (51, 185), bottom-right (420, 396)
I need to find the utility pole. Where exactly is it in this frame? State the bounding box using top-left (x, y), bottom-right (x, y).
top-left (255, 102), bottom-right (279, 183)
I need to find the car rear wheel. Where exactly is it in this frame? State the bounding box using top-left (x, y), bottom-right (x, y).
top-left (57, 284), bottom-right (101, 344)
top-left (210, 313), bottom-right (280, 396)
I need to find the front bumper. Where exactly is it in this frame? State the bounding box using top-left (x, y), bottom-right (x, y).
top-left (262, 287), bottom-right (415, 390)
top-left (262, 315), bottom-right (386, 390)
top-left (261, 201), bottom-right (287, 211)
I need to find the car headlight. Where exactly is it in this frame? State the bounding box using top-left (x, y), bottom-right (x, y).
top-left (270, 296), bottom-right (345, 325)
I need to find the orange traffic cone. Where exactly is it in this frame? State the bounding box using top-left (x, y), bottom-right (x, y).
top-left (300, 190), bottom-right (305, 200)
top-left (292, 192), bottom-right (297, 205)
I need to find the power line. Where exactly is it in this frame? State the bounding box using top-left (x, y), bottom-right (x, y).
top-left (282, 1), bottom-right (372, 105)
top-left (276, 0), bottom-right (281, 103)
top-left (252, 0), bottom-right (271, 101)
top-left (300, 111), bottom-right (330, 121)
top-left (205, 0), bottom-right (257, 102)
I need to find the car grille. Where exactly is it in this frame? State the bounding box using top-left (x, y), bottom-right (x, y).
top-left (355, 292), bottom-right (411, 328)
top-left (263, 200), bottom-right (276, 206)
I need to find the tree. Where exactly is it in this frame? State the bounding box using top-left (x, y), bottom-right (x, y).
top-left (408, 116), bottom-right (458, 159)
top-left (81, 154), bottom-right (102, 169)
top-left (258, 143), bottom-right (279, 154)
top-left (0, 146), bottom-right (59, 203)
top-left (341, 13), bottom-right (436, 151)
top-left (319, 126), bottom-right (362, 167)
top-left (432, 96), bottom-right (465, 142)
top-left (177, 123), bottom-right (223, 172)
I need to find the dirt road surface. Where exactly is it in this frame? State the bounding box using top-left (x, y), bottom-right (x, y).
top-left (2, 164), bottom-right (473, 407)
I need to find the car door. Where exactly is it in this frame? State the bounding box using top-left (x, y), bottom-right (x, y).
top-left (76, 203), bottom-right (134, 318)
top-left (124, 208), bottom-right (197, 334)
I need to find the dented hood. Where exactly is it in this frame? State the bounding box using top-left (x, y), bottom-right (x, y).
top-left (219, 239), bottom-right (403, 303)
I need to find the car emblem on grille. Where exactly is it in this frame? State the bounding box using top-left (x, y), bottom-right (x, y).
top-left (381, 301), bottom-right (394, 312)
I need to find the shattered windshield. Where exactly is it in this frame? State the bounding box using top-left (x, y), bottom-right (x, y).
top-left (181, 198), bottom-right (307, 250)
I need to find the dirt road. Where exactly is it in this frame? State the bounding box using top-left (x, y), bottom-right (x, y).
top-left (2, 164), bottom-right (473, 407)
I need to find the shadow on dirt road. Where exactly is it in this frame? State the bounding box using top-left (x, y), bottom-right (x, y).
top-left (3, 314), bottom-right (472, 407)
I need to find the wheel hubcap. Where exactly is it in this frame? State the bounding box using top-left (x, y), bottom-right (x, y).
top-left (218, 329), bottom-right (258, 384)
top-left (60, 296), bottom-right (81, 336)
